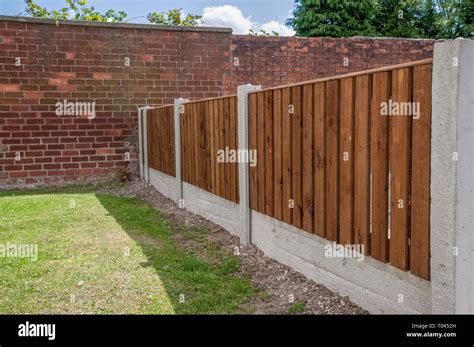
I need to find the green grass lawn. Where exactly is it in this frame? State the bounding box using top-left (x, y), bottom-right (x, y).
top-left (0, 187), bottom-right (253, 314)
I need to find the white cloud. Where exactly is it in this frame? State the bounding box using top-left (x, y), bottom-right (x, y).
top-left (260, 20), bottom-right (295, 36)
top-left (201, 5), bottom-right (294, 37)
top-left (202, 5), bottom-right (253, 35)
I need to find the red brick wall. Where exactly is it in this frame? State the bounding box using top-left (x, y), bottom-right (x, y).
top-left (0, 18), bottom-right (231, 186)
top-left (224, 35), bottom-right (434, 93)
top-left (0, 17), bottom-right (434, 187)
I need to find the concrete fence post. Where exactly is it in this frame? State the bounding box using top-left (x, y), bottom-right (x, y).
top-left (174, 98), bottom-right (189, 204)
top-left (237, 84), bottom-right (261, 245)
top-left (138, 107), bottom-right (144, 181)
top-left (142, 105), bottom-right (150, 183)
top-left (430, 39), bottom-right (474, 313)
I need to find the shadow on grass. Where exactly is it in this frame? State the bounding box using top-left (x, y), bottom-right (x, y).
top-left (94, 193), bottom-right (254, 314)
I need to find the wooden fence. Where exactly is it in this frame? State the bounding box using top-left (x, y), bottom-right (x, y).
top-left (147, 105), bottom-right (176, 177)
top-left (248, 59), bottom-right (432, 280)
top-left (145, 59), bottom-right (432, 280)
top-left (180, 96), bottom-right (239, 204)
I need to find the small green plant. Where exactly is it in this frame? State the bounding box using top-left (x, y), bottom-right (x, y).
top-left (288, 302), bottom-right (306, 314)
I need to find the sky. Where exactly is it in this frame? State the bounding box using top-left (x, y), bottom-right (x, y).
top-left (0, 0), bottom-right (296, 35)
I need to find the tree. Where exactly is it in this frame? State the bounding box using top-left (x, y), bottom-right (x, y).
top-left (288, 0), bottom-right (472, 38)
top-left (23, 0), bottom-right (204, 27)
top-left (24, 0), bottom-right (128, 22)
top-left (287, 0), bottom-right (378, 37)
top-left (373, 0), bottom-right (425, 38)
top-left (147, 9), bottom-right (202, 26)
top-left (435, 0), bottom-right (473, 38)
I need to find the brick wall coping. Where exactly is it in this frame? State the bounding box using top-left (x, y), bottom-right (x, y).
top-left (0, 15), bottom-right (233, 33)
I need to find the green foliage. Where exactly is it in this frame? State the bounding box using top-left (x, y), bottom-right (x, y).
top-left (288, 0), bottom-right (473, 38)
top-left (288, 302), bottom-right (306, 314)
top-left (248, 29), bottom-right (281, 36)
top-left (24, 0), bottom-right (127, 22)
top-left (146, 9), bottom-right (202, 26)
top-left (287, 0), bottom-right (378, 37)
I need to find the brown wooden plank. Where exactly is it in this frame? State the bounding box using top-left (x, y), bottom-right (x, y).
top-left (249, 93), bottom-right (258, 211)
top-left (370, 71), bottom-right (391, 262)
top-left (273, 89), bottom-right (283, 221)
top-left (313, 82), bottom-right (326, 238)
top-left (257, 91), bottom-right (266, 213)
top-left (410, 64), bottom-right (432, 280)
top-left (265, 91), bottom-right (274, 217)
top-left (339, 77), bottom-right (355, 245)
top-left (230, 97), bottom-right (237, 203)
top-left (202, 102), bottom-right (209, 191)
top-left (354, 75), bottom-right (371, 254)
top-left (214, 100), bottom-right (222, 196)
top-left (302, 84), bottom-right (314, 234)
top-left (195, 102), bottom-right (201, 188)
top-left (218, 98), bottom-right (225, 197)
top-left (181, 106), bottom-right (186, 182)
top-left (224, 97), bottom-right (231, 200)
top-left (325, 80), bottom-right (339, 242)
top-left (209, 100), bottom-right (215, 193)
top-left (292, 86), bottom-right (303, 229)
top-left (390, 68), bottom-right (412, 271)
top-left (282, 87), bottom-right (292, 225)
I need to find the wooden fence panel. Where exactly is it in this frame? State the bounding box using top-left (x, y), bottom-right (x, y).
top-left (147, 105), bottom-right (175, 177)
top-left (180, 96), bottom-right (239, 203)
top-left (146, 59), bottom-right (432, 280)
top-left (244, 59), bottom-right (432, 280)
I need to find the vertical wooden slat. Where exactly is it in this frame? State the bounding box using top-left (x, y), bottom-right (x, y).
top-left (201, 102), bottom-right (209, 191)
top-left (215, 100), bottom-right (221, 196)
top-left (257, 92), bottom-right (266, 213)
top-left (313, 83), bottom-right (326, 238)
top-left (224, 98), bottom-right (231, 200)
top-left (230, 97), bottom-right (238, 203)
top-left (390, 68), bottom-right (412, 270)
top-left (291, 86), bottom-right (303, 229)
top-left (273, 89), bottom-right (283, 221)
top-left (282, 87), bottom-right (292, 225)
top-left (249, 93), bottom-right (258, 210)
top-left (410, 64), bottom-right (432, 280)
top-left (354, 75), bottom-right (371, 254)
top-left (209, 100), bottom-right (215, 193)
top-left (218, 98), bottom-right (225, 197)
top-left (302, 84), bottom-right (314, 233)
top-left (371, 71), bottom-right (391, 262)
top-left (195, 102), bottom-right (201, 188)
top-left (180, 107), bottom-right (185, 181)
top-left (265, 91), bottom-right (274, 217)
top-left (325, 80), bottom-right (339, 242)
top-left (339, 77), bottom-right (354, 245)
